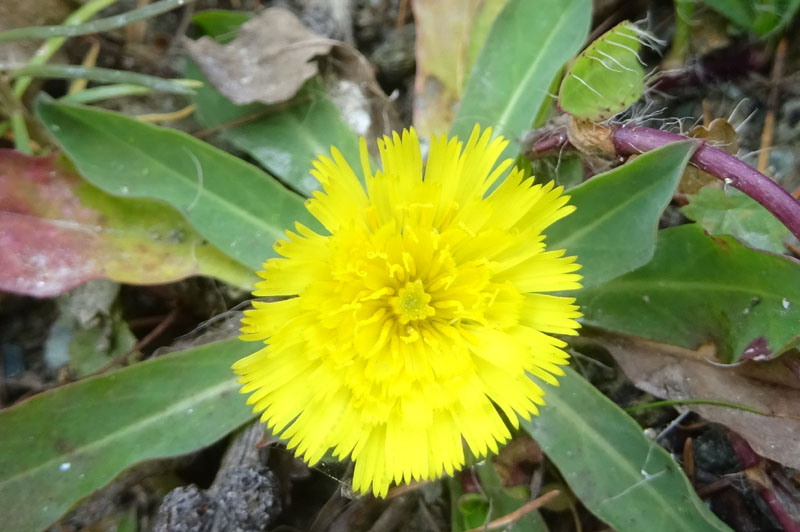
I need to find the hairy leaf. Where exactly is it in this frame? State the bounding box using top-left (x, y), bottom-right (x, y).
top-left (559, 21), bottom-right (645, 121)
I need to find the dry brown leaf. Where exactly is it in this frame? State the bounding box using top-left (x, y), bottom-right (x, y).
top-left (411, 0), bottom-right (506, 138)
top-left (185, 7), bottom-right (335, 105)
top-left (586, 330), bottom-right (800, 469)
top-left (679, 118), bottom-right (739, 194)
top-left (185, 6), bottom-right (398, 149)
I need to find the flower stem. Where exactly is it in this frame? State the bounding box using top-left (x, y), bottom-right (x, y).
top-left (611, 125), bottom-right (800, 241)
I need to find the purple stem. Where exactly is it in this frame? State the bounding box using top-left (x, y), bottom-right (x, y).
top-left (612, 125), bottom-right (800, 241)
top-left (728, 432), bottom-right (800, 532)
top-left (528, 128), bottom-right (570, 155)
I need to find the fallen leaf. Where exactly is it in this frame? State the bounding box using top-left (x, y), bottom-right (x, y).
top-left (186, 7), bottom-right (397, 154)
top-left (587, 330), bottom-right (800, 470)
top-left (0, 150), bottom-right (255, 297)
top-left (185, 7), bottom-right (334, 105)
top-left (411, 0), bottom-right (507, 137)
top-left (679, 118), bottom-right (739, 194)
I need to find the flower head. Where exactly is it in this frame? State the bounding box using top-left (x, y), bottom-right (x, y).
top-left (235, 126), bottom-right (581, 496)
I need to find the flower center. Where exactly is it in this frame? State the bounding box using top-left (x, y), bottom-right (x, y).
top-left (391, 280), bottom-right (435, 324)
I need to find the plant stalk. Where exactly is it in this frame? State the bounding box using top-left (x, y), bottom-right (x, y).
top-left (612, 125), bottom-right (800, 240)
top-left (524, 120), bottom-right (800, 242)
top-left (12, 0), bottom-right (120, 99)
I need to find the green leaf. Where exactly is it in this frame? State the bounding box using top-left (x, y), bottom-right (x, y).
top-left (451, 0), bottom-right (591, 161)
top-left (702, 0), bottom-right (800, 35)
top-left (474, 460), bottom-right (548, 532)
top-left (548, 142), bottom-right (696, 288)
top-left (191, 9), bottom-right (251, 43)
top-left (525, 369), bottom-right (732, 532)
top-left (0, 150), bottom-right (255, 297)
top-left (558, 21), bottom-right (645, 122)
top-left (457, 492), bottom-right (491, 531)
top-left (0, 338), bottom-right (257, 532)
top-left (188, 64), bottom-right (362, 196)
top-left (580, 224), bottom-right (800, 362)
top-left (681, 186), bottom-right (789, 253)
top-left (36, 99), bottom-right (315, 271)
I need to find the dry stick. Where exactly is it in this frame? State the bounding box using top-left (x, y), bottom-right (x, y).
top-left (464, 490), bottom-right (560, 532)
top-left (126, 0), bottom-right (152, 44)
top-left (682, 437), bottom-right (695, 487)
top-left (695, 477), bottom-right (731, 498)
top-left (757, 38), bottom-right (788, 174)
top-left (67, 38), bottom-right (101, 95)
top-left (395, 0), bottom-right (410, 29)
top-left (136, 103), bottom-right (196, 123)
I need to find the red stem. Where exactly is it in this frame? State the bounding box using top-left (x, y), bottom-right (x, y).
top-left (728, 432), bottom-right (800, 532)
top-left (612, 125), bottom-right (800, 241)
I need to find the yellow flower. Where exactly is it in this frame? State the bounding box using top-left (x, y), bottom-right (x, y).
top-left (235, 126), bottom-right (582, 497)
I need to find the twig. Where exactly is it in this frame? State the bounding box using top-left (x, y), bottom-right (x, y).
top-left (90, 308), bottom-right (179, 375)
top-left (395, 0), bottom-right (410, 30)
top-left (682, 437), bottom-right (695, 486)
top-left (136, 104), bottom-right (196, 122)
top-left (464, 490), bottom-right (560, 532)
top-left (126, 0), bottom-right (152, 44)
top-left (695, 478), bottom-right (730, 498)
top-left (757, 38), bottom-right (788, 174)
top-left (165, 0), bottom-right (195, 57)
top-left (624, 398), bottom-right (767, 416)
top-left (67, 38), bottom-right (101, 95)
